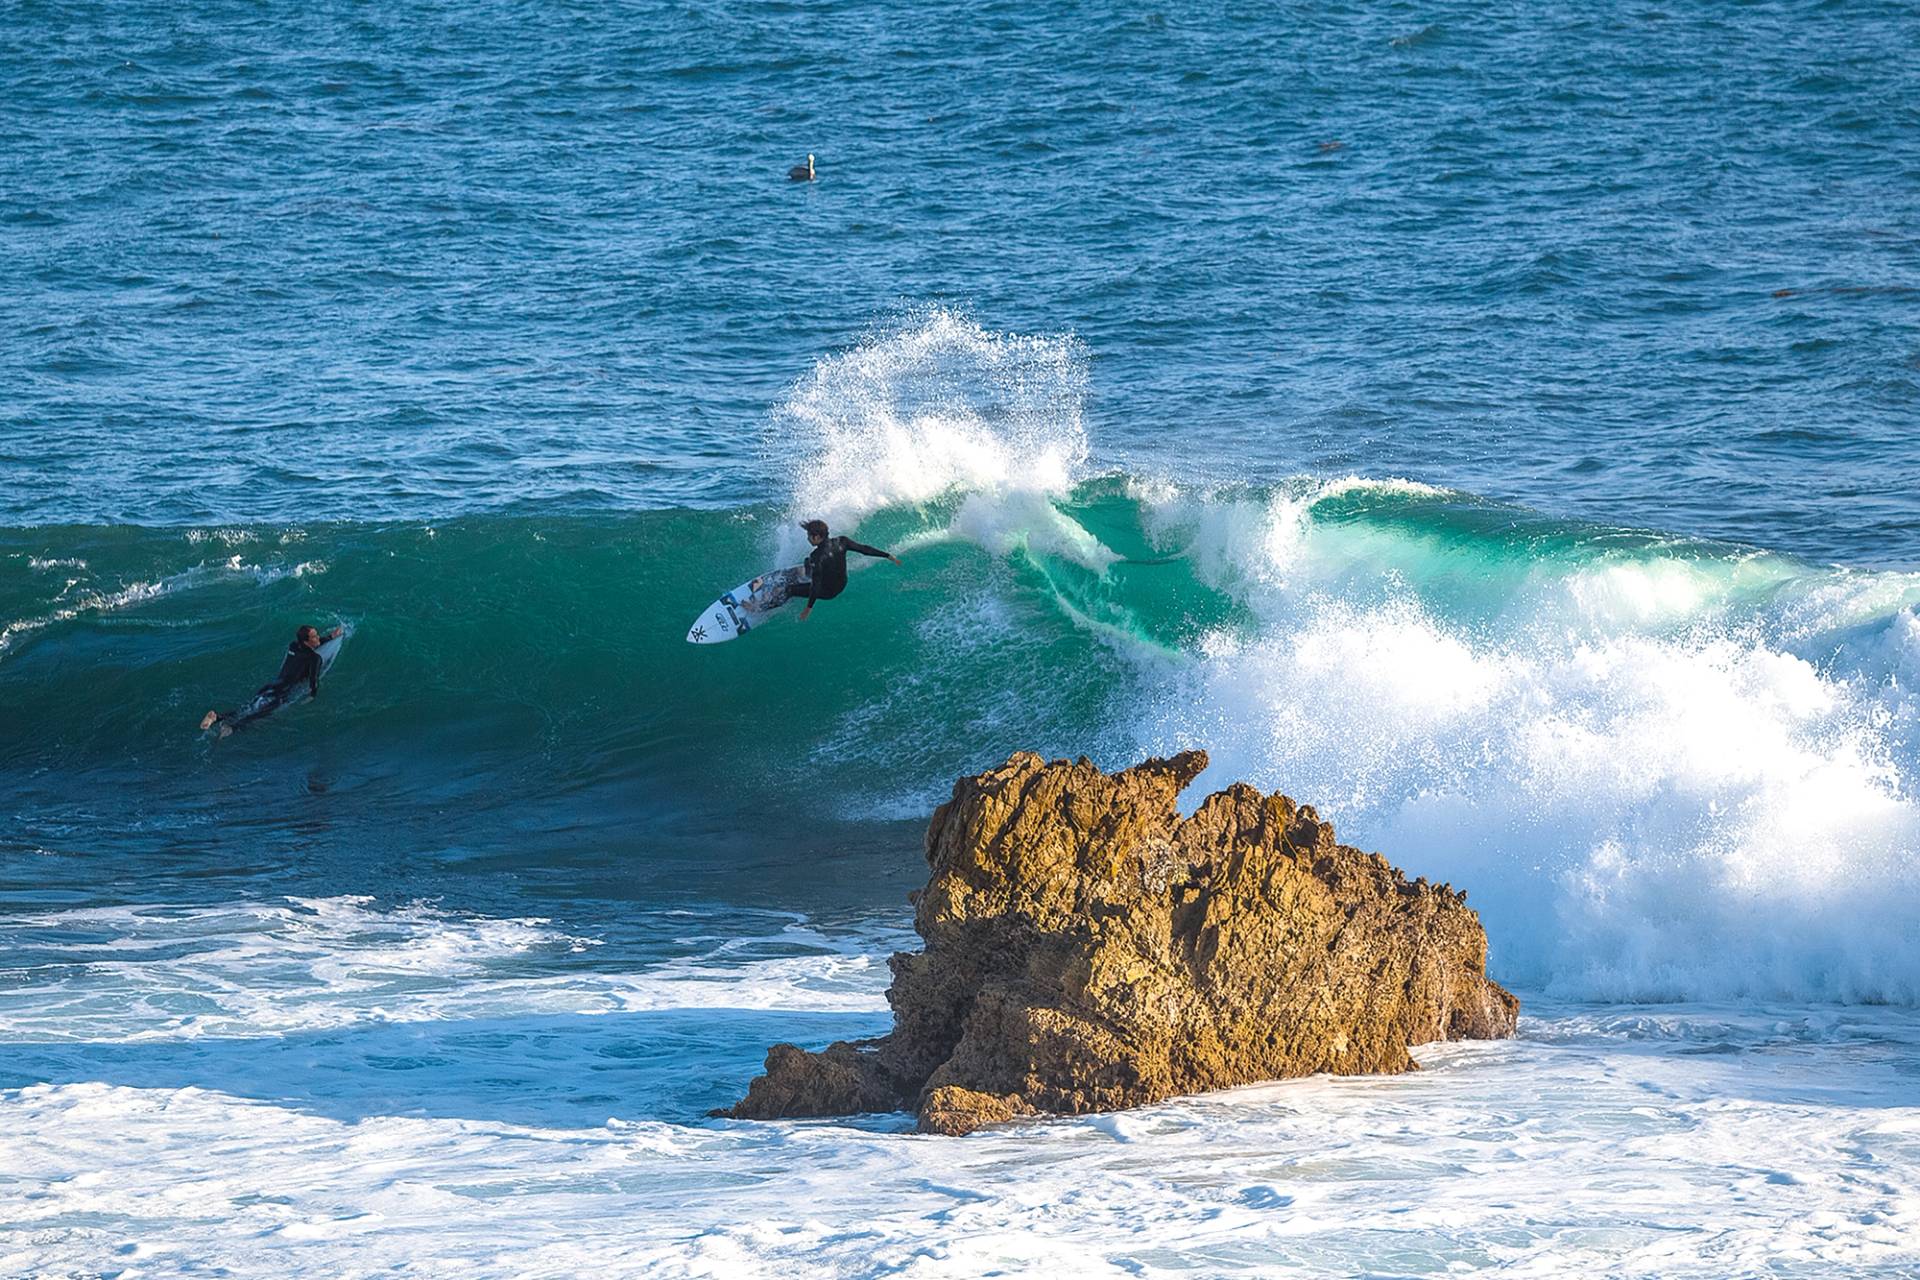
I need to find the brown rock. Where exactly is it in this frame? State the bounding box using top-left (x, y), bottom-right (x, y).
top-left (918, 1085), bottom-right (1033, 1136)
top-left (725, 1041), bottom-right (901, 1120)
top-left (722, 751), bottom-right (1518, 1134)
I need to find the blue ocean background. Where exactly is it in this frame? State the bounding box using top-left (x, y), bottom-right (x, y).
top-left (7, 0), bottom-right (1918, 546)
top-left (4, 2), bottom-right (1920, 1274)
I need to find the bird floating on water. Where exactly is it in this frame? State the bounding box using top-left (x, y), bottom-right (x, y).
top-left (788, 154), bottom-right (815, 182)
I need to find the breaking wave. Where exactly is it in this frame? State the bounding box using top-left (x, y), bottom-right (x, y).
top-left (4, 313), bottom-right (1918, 1004)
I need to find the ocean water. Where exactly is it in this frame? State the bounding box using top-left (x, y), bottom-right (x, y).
top-left (4, 1), bottom-right (1920, 1275)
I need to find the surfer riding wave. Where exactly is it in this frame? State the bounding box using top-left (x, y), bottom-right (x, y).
top-left (748, 520), bottom-right (901, 620)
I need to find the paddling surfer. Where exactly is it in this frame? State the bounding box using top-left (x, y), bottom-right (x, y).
top-left (199, 624), bottom-right (342, 737)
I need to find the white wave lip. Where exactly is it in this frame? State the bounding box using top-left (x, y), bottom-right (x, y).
top-left (770, 340), bottom-right (1920, 1008)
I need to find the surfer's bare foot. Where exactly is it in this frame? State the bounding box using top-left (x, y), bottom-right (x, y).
top-left (199, 711), bottom-right (220, 731)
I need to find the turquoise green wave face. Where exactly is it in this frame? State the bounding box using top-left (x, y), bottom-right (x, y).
top-left (0, 507), bottom-right (1152, 825)
top-left (6, 475), bottom-right (1920, 998)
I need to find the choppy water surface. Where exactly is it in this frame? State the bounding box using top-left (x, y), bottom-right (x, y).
top-left (4, 1), bottom-right (1920, 1275)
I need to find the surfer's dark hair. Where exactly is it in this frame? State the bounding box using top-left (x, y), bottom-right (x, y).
top-left (799, 519), bottom-right (829, 538)
top-left (296, 625), bottom-right (317, 643)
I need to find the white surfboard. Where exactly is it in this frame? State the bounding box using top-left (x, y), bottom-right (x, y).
top-left (686, 567), bottom-right (806, 645)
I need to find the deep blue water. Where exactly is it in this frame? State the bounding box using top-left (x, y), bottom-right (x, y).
top-left (5, 0), bottom-right (1917, 558)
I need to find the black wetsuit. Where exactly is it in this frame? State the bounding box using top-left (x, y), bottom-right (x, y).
top-left (266, 641), bottom-right (323, 700)
top-left (218, 641), bottom-right (322, 728)
top-left (799, 536), bottom-right (889, 607)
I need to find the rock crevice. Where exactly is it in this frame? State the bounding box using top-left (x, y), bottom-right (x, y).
top-left (724, 751), bottom-right (1518, 1135)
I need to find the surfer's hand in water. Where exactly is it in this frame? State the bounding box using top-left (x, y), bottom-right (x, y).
top-left (799, 605), bottom-right (812, 621)
top-left (888, 554), bottom-right (902, 565)
top-left (326, 625), bottom-right (344, 640)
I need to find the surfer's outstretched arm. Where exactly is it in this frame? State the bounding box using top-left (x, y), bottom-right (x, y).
top-left (845, 540), bottom-right (901, 565)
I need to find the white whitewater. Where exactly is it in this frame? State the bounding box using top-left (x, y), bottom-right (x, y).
top-left (3, 900), bottom-right (1917, 1277)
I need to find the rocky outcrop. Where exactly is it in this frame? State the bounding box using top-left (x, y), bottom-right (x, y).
top-left (723, 751), bottom-right (1518, 1135)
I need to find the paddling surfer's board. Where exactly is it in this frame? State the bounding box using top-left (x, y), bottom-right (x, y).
top-left (686, 567), bottom-right (806, 644)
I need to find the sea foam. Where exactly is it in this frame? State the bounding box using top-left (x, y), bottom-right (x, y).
top-left (775, 309), bottom-right (1090, 555)
top-left (1132, 481), bottom-right (1920, 1004)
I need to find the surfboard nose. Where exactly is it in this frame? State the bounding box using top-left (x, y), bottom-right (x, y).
top-left (686, 603), bottom-right (739, 644)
